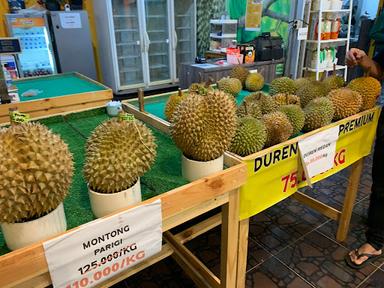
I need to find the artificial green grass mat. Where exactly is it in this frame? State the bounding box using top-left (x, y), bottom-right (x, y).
top-left (0, 108), bottom-right (188, 255)
top-left (129, 86), bottom-right (269, 121)
top-left (15, 73), bottom-right (107, 102)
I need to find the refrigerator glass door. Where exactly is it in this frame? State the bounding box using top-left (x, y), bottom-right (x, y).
top-left (7, 15), bottom-right (56, 77)
top-left (144, 0), bottom-right (171, 84)
top-left (112, 0), bottom-right (144, 87)
top-left (174, 0), bottom-right (195, 78)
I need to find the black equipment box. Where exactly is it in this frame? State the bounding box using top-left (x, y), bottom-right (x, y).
top-left (249, 32), bottom-right (284, 61)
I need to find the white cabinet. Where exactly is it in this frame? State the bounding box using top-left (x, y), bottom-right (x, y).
top-left (94, 0), bottom-right (196, 93)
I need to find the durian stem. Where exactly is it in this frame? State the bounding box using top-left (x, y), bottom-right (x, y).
top-left (133, 121), bottom-right (156, 156)
top-left (178, 88), bottom-right (183, 97)
top-left (321, 70), bottom-right (327, 81)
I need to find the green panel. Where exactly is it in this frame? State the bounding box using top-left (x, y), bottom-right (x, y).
top-left (0, 108), bottom-right (188, 255)
top-left (15, 74), bottom-right (107, 102)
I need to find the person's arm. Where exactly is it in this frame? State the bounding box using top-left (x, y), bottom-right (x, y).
top-left (346, 48), bottom-right (384, 80)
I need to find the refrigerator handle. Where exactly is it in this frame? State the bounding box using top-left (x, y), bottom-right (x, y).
top-left (173, 30), bottom-right (178, 50)
top-left (144, 31), bottom-right (150, 52)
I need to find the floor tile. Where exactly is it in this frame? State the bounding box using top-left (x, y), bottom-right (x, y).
top-left (353, 197), bottom-right (370, 218)
top-left (112, 257), bottom-right (196, 288)
top-left (276, 230), bottom-right (377, 288)
top-left (246, 257), bottom-right (314, 288)
top-left (185, 226), bottom-right (273, 274)
top-left (249, 197), bottom-right (329, 254)
top-left (358, 268), bottom-right (384, 288)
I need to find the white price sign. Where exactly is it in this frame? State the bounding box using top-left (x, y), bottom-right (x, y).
top-left (298, 126), bottom-right (340, 184)
top-left (297, 27), bottom-right (308, 40)
top-left (60, 13), bottom-right (82, 29)
top-left (43, 200), bottom-right (162, 288)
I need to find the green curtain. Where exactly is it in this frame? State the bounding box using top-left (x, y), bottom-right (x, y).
top-left (196, 0), bottom-right (226, 55)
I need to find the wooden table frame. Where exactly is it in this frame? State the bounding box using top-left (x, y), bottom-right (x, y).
top-left (0, 105), bottom-right (248, 288)
top-left (0, 72), bottom-right (113, 124)
top-left (122, 94), bottom-right (374, 288)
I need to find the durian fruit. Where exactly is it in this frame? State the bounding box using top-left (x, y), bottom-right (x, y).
top-left (237, 100), bottom-right (262, 119)
top-left (245, 72), bottom-right (264, 91)
top-left (303, 97), bottom-right (334, 132)
top-left (328, 88), bottom-right (363, 120)
top-left (272, 93), bottom-right (301, 106)
top-left (347, 76), bottom-right (382, 110)
top-left (269, 77), bottom-right (296, 95)
top-left (217, 77), bottom-right (242, 96)
top-left (171, 89), bottom-right (237, 161)
top-left (323, 75), bottom-right (345, 91)
top-left (297, 80), bottom-right (328, 107)
top-left (230, 65), bottom-right (250, 86)
top-left (279, 105), bottom-right (305, 135)
top-left (245, 92), bottom-right (278, 114)
top-left (189, 82), bottom-right (210, 95)
top-left (229, 117), bottom-right (267, 157)
top-left (165, 90), bottom-right (187, 122)
top-left (294, 77), bottom-right (312, 91)
top-left (84, 116), bottom-right (157, 194)
top-left (0, 123), bottom-right (74, 223)
top-left (262, 112), bottom-right (293, 147)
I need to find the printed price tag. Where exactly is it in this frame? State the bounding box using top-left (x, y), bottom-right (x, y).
top-left (298, 126), bottom-right (340, 185)
top-left (297, 27), bottom-right (308, 40)
top-left (43, 200), bottom-right (162, 288)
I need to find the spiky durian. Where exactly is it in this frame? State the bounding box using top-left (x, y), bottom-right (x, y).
top-left (272, 93), bottom-right (301, 106)
top-left (171, 90), bottom-right (237, 161)
top-left (237, 100), bottom-right (262, 119)
top-left (229, 117), bottom-right (267, 157)
top-left (0, 123), bottom-right (73, 223)
top-left (297, 80), bottom-right (328, 107)
top-left (279, 104), bottom-right (305, 135)
top-left (84, 117), bottom-right (157, 194)
top-left (217, 77), bottom-right (242, 96)
top-left (294, 77), bottom-right (312, 91)
top-left (245, 72), bottom-right (264, 91)
top-left (269, 77), bottom-right (297, 95)
top-left (323, 75), bottom-right (345, 91)
top-left (347, 76), bottom-right (382, 110)
top-left (303, 97), bottom-right (334, 132)
top-left (165, 91), bottom-right (187, 122)
top-left (262, 112), bottom-right (293, 147)
top-left (189, 83), bottom-right (211, 95)
top-left (245, 92), bottom-right (278, 114)
top-left (230, 65), bottom-right (250, 86)
top-left (328, 88), bottom-right (363, 120)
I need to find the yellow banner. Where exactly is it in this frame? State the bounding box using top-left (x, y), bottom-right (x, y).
top-left (239, 107), bottom-right (381, 220)
top-left (245, 0), bottom-right (263, 31)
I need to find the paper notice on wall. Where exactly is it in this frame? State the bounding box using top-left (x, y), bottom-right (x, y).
top-left (43, 200), bottom-right (162, 288)
top-left (245, 0), bottom-right (263, 31)
top-left (298, 126), bottom-right (340, 185)
top-left (60, 13), bottom-right (82, 29)
top-left (297, 27), bottom-right (309, 40)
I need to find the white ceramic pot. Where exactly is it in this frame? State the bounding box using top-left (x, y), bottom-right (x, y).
top-left (182, 155), bottom-right (224, 182)
top-left (88, 179), bottom-right (141, 218)
top-left (1, 203), bottom-right (66, 251)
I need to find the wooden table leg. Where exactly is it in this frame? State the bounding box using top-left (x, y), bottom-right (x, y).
top-left (236, 218), bottom-right (249, 288)
top-left (220, 189), bottom-right (240, 287)
top-left (336, 158), bottom-right (364, 242)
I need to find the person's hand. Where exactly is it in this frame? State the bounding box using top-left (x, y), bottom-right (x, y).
top-left (346, 48), bottom-right (367, 67)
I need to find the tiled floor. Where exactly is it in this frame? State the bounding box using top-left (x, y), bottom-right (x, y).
top-left (114, 157), bottom-right (384, 287)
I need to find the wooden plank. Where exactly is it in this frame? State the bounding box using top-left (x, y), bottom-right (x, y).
top-left (164, 231), bottom-right (221, 288)
top-left (0, 163), bottom-right (246, 288)
top-left (14, 273), bottom-right (51, 288)
top-left (175, 213), bottom-right (222, 244)
top-left (0, 99), bottom-right (110, 124)
top-left (236, 218), bottom-right (249, 288)
top-left (292, 192), bottom-right (341, 221)
top-left (220, 189), bottom-right (240, 288)
top-left (336, 158), bottom-right (364, 242)
top-left (122, 103), bottom-right (170, 135)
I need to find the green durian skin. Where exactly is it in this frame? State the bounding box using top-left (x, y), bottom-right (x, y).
top-left (303, 97), bottom-right (334, 132)
top-left (262, 111), bottom-right (293, 147)
top-left (218, 78), bottom-right (242, 96)
top-left (269, 77), bottom-right (297, 95)
top-left (279, 104), bottom-right (305, 135)
top-left (245, 92), bottom-right (278, 115)
top-left (245, 73), bottom-right (264, 92)
top-left (323, 75), bottom-right (345, 91)
top-left (297, 81), bottom-right (328, 108)
top-left (230, 117), bottom-right (267, 157)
